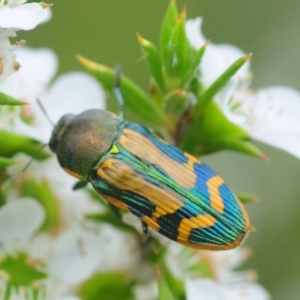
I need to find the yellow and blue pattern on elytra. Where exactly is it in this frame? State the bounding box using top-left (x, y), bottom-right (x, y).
top-left (90, 121), bottom-right (251, 250)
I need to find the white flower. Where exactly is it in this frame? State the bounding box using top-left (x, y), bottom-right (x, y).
top-left (0, 1), bottom-right (51, 79)
top-left (227, 86), bottom-right (300, 158)
top-left (134, 280), bottom-right (158, 300)
top-left (165, 244), bottom-right (270, 300)
top-left (0, 47), bottom-right (106, 143)
top-left (95, 225), bottom-right (142, 275)
top-left (7, 153), bottom-right (101, 228)
top-left (0, 46), bottom-right (114, 297)
top-left (49, 228), bottom-right (103, 285)
top-left (185, 278), bottom-right (270, 300)
top-left (0, 199), bottom-right (103, 299)
top-left (0, 47), bottom-right (58, 102)
top-left (0, 1), bottom-right (51, 30)
top-left (0, 28), bottom-right (20, 79)
top-left (186, 17), bottom-right (250, 89)
top-left (186, 17), bottom-right (300, 159)
top-left (0, 198), bottom-right (44, 252)
top-left (184, 249), bottom-right (271, 300)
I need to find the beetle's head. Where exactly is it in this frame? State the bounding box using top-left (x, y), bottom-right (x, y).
top-left (49, 109), bottom-right (122, 180)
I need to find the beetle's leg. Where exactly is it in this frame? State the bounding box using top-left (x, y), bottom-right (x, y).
top-left (141, 220), bottom-right (148, 234)
top-left (72, 180), bottom-right (88, 190)
top-left (140, 222), bottom-right (152, 259)
top-left (113, 64), bottom-right (125, 119)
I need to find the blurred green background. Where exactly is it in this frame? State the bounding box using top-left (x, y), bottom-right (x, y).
top-left (19, 1), bottom-right (300, 299)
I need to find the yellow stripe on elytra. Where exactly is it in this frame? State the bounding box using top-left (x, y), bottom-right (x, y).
top-left (97, 158), bottom-right (184, 217)
top-left (119, 129), bottom-right (197, 190)
top-left (177, 212), bottom-right (247, 251)
top-left (183, 151), bottom-right (201, 165)
top-left (103, 195), bottom-right (129, 211)
top-left (140, 216), bottom-right (160, 231)
top-left (206, 175), bottom-right (225, 214)
top-left (177, 214), bottom-right (217, 242)
top-left (177, 233), bottom-right (246, 250)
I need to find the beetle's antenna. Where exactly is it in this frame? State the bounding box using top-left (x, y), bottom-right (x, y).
top-left (37, 98), bottom-right (55, 127)
top-left (22, 143), bottom-right (48, 172)
top-left (113, 64), bottom-right (125, 119)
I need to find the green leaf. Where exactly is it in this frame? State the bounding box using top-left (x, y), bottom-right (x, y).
top-left (0, 92), bottom-right (29, 106)
top-left (235, 190), bottom-right (259, 203)
top-left (163, 90), bottom-right (189, 116)
top-left (0, 130), bottom-right (50, 160)
top-left (137, 33), bottom-right (165, 93)
top-left (188, 76), bottom-right (202, 98)
top-left (77, 55), bottom-right (165, 127)
top-left (160, 0), bottom-right (178, 73)
top-left (192, 54), bottom-right (251, 116)
top-left (0, 157), bottom-right (16, 169)
top-left (224, 140), bottom-right (267, 159)
top-left (156, 266), bottom-right (177, 300)
top-left (178, 247), bottom-right (214, 278)
top-left (161, 10), bottom-right (191, 90)
top-left (180, 101), bottom-right (265, 158)
top-left (21, 179), bottom-right (61, 233)
top-left (78, 272), bottom-right (134, 300)
top-left (163, 89), bottom-right (189, 132)
top-left (167, 16), bottom-right (190, 79)
top-left (0, 252), bottom-right (47, 299)
top-left (87, 188), bottom-right (108, 207)
top-left (181, 41), bottom-right (208, 87)
top-left (159, 260), bottom-right (185, 299)
top-left (187, 259), bottom-right (214, 278)
top-left (179, 5), bottom-right (187, 23)
top-left (0, 189), bottom-right (6, 208)
top-left (86, 211), bottom-right (137, 234)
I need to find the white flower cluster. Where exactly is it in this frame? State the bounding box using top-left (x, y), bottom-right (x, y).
top-left (184, 249), bottom-right (270, 300)
top-left (0, 0), bottom-right (51, 79)
top-left (186, 17), bottom-right (300, 159)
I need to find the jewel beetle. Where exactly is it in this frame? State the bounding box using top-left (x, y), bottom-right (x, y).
top-left (49, 103), bottom-right (251, 250)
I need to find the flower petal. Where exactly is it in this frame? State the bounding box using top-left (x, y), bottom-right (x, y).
top-left (0, 29), bottom-right (19, 79)
top-left (0, 3), bottom-right (51, 30)
top-left (6, 1), bottom-right (27, 8)
top-left (50, 228), bottom-right (103, 284)
top-left (201, 43), bottom-right (249, 88)
top-left (92, 225), bottom-right (141, 275)
top-left (229, 86), bottom-right (300, 158)
top-left (186, 17), bottom-right (206, 49)
top-left (186, 17), bottom-right (250, 88)
top-left (0, 47), bottom-right (58, 101)
top-left (41, 72), bottom-right (106, 124)
top-left (185, 278), bottom-right (227, 300)
top-left (0, 47), bottom-right (58, 142)
top-left (225, 283), bottom-right (271, 300)
top-left (0, 198), bottom-right (45, 250)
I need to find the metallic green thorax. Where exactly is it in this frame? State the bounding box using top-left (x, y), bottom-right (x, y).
top-left (49, 109), bottom-right (123, 180)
